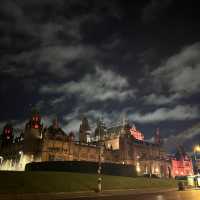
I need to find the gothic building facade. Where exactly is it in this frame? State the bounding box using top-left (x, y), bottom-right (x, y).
top-left (0, 112), bottom-right (190, 178)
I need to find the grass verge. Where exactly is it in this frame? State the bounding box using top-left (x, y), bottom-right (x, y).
top-left (0, 171), bottom-right (177, 193)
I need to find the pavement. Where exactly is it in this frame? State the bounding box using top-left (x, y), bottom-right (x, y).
top-left (0, 188), bottom-right (200, 200)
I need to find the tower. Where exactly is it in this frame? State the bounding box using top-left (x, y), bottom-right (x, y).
top-left (122, 118), bottom-right (131, 135)
top-left (52, 117), bottom-right (59, 129)
top-left (154, 128), bottom-right (161, 145)
top-left (23, 110), bottom-right (43, 156)
top-left (45, 117), bottom-right (66, 138)
top-left (1, 123), bottom-right (13, 147)
top-left (79, 116), bottom-right (91, 143)
top-left (95, 117), bottom-right (107, 141)
top-left (25, 110), bottom-right (43, 139)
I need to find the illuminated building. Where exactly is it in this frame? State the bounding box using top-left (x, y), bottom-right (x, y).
top-left (0, 112), bottom-right (173, 177)
top-left (171, 146), bottom-right (193, 177)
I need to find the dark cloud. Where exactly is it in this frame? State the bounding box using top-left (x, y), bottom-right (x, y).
top-left (141, 0), bottom-right (172, 23)
top-left (0, 0), bottom-right (200, 152)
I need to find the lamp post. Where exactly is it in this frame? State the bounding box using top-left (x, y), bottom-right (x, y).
top-left (194, 145), bottom-right (200, 159)
top-left (194, 145), bottom-right (200, 174)
top-left (97, 145), bottom-right (102, 192)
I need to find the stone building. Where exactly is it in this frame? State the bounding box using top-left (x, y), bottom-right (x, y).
top-left (171, 146), bottom-right (193, 177)
top-left (0, 112), bottom-right (172, 177)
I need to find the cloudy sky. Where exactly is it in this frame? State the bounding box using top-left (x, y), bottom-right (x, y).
top-left (0, 0), bottom-right (200, 152)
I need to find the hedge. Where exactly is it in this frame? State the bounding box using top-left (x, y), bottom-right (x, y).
top-left (25, 161), bottom-right (137, 177)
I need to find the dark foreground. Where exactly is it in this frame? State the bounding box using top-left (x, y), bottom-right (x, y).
top-left (1, 189), bottom-right (200, 200)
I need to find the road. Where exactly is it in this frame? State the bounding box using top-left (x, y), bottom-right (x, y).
top-left (78, 190), bottom-right (200, 200)
top-left (1, 189), bottom-right (200, 200)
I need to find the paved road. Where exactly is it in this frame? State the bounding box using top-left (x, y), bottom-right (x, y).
top-left (80, 190), bottom-right (200, 200)
top-left (1, 189), bottom-right (200, 200)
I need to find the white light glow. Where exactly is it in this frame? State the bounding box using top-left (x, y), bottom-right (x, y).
top-left (0, 153), bottom-right (40, 171)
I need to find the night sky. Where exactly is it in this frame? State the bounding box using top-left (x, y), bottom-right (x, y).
top-left (0, 0), bottom-right (200, 152)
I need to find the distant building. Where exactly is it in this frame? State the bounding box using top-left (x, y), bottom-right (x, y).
top-left (171, 146), bottom-right (193, 177)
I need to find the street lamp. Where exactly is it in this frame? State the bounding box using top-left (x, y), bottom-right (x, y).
top-left (194, 145), bottom-right (200, 161)
top-left (194, 145), bottom-right (200, 153)
top-left (193, 145), bottom-right (200, 175)
top-left (97, 145), bottom-right (102, 192)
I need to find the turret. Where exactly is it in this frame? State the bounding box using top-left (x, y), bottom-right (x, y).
top-left (1, 123), bottom-right (13, 147)
top-left (154, 128), bottom-right (161, 145)
top-left (122, 118), bottom-right (131, 135)
top-left (79, 116), bottom-right (91, 143)
top-left (25, 110), bottom-right (43, 139)
top-left (23, 110), bottom-right (43, 156)
top-left (95, 117), bottom-right (107, 141)
top-left (45, 118), bottom-right (66, 139)
top-left (68, 132), bottom-right (75, 142)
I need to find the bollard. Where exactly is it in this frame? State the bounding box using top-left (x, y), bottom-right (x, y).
top-left (97, 177), bottom-right (102, 192)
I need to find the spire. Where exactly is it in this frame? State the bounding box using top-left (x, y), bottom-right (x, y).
top-left (52, 117), bottom-right (59, 129)
top-left (1, 123), bottom-right (14, 146)
top-left (122, 113), bottom-right (128, 127)
top-left (154, 128), bottom-right (161, 145)
top-left (79, 115), bottom-right (91, 143)
top-left (95, 116), bottom-right (107, 140)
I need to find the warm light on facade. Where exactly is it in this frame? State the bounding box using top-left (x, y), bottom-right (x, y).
top-left (136, 162), bottom-right (140, 172)
top-left (194, 145), bottom-right (200, 152)
top-left (171, 158), bottom-right (193, 177)
top-left (155, 167), bottom-right (159, 173)
top-left (130, 125), bottom-right (144, 141)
